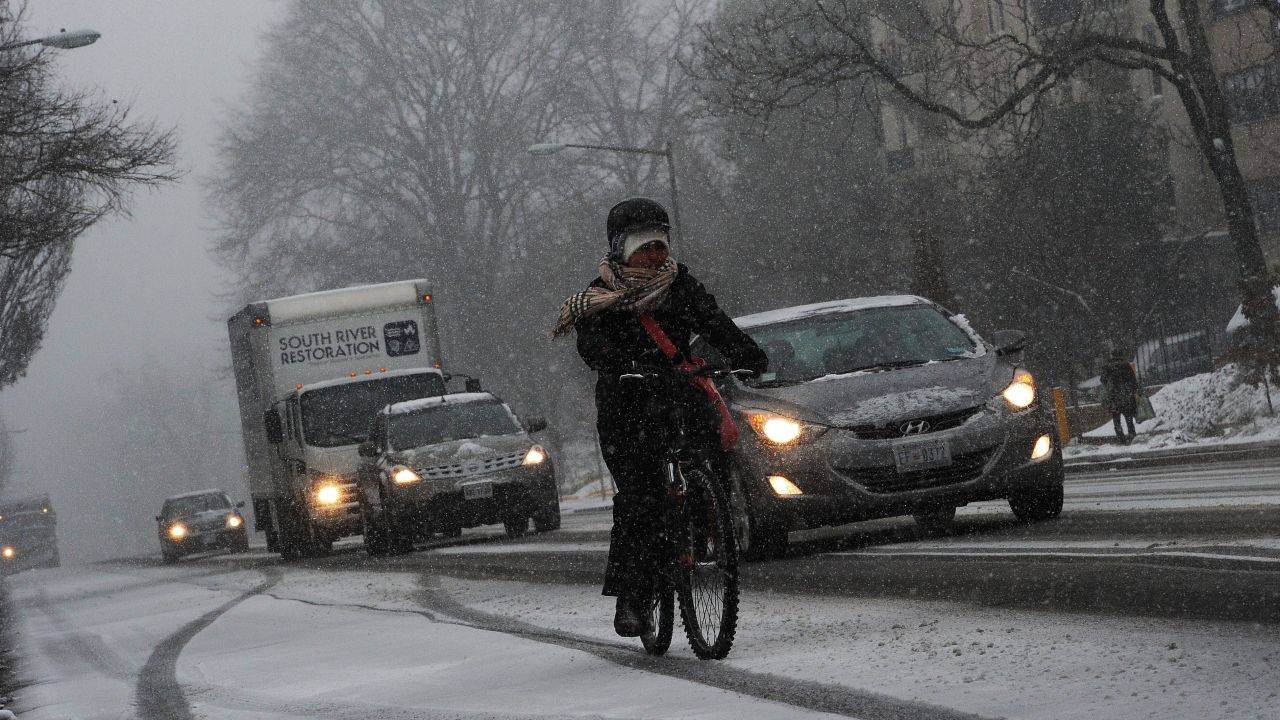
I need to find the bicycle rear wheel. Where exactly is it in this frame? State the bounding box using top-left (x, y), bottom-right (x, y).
top-left (640, 573), bottom-right (675, 655)
top-left (672, 464), bottom-right (739, 659)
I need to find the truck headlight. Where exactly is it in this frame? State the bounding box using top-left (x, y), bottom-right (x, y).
top-left (747, 412), bottom-right (826, 445)
top-left (315, 484), bottom-right (342, 504)
top-left (168, 523), bottom-right (187, 540)
top-left (1001, 369), bottom-right (1036, 410)
top-left (523, 446), bottom-right (547, 465)
top-left (390, 466), bottom-right (421, 484)
top-left (226, 514), bottom-right (244, 529)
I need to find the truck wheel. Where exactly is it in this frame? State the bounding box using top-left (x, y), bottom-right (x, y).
top-left (533, 503), bottom-right (561, 533)
top-left (363, 505), bottom-right (393, 557)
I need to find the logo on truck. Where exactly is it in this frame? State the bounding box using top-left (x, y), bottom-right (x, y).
top-left (383, 320), bottom-right (420, 357)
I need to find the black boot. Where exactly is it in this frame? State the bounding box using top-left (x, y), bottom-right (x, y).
top-left (613, 595), bottom-right (651, 637)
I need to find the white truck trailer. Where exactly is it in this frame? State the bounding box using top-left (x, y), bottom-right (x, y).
top-left (228, 280), bottom-right (446, 559)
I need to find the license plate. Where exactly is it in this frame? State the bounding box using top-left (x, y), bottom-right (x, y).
top-left (893, 438), bottom-right (952, 473)
top-left (462, 482), bottom-right (493, 500)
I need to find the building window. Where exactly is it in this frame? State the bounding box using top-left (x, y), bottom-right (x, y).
top-left (1222, 59), bottom-right (1280, 123)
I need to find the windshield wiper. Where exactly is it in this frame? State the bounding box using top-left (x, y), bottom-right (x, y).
top-left (837, 359), bottom-right (930, 374)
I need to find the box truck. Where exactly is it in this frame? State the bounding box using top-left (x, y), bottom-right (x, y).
top-left (228, 280), bottom-right (445, 559)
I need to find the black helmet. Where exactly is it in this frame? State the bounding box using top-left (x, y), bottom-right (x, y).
top-left (607, 197), bottom-right (670, 242)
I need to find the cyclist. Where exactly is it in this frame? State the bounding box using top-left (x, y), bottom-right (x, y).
top-left (552, 197), bottom-right (767, 637)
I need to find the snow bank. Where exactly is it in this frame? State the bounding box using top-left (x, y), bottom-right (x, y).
top-left (1073, 364), bottom-right (1280, 454)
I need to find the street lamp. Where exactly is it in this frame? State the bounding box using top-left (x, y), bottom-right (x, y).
top-left (0, 28), bottom-right (101, 52)
top-left (528, 141), bottom-right (684, 247)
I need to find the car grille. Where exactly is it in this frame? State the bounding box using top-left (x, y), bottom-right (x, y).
top-left (846, 405), bottom-right (984, 440)
top-left (418, 452), bottom-right (525, 480)
top-left (840, 448), bottom-right (996, 494)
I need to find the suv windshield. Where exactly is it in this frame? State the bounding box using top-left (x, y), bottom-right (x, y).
top-left (302, 373), bottom-right (446, 447)
top-left (387, 400), bottom-right (521, 450)
top-left (745, 305), bottom-right (979, 386)
top-left (162, 493), bottom-right (230, 518)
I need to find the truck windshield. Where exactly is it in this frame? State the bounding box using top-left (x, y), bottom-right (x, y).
top-left (388, 401), bottom-right (521, 450)
top-left (301, 373), bottom-right (446, 447)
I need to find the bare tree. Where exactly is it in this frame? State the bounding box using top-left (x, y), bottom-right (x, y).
top-left (698, 0), bottom-right (1280, 369)
top-left (0, 8), bottom-right (179, 390)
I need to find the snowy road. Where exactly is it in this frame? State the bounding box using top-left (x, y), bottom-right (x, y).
top-left (3, 458), bottom-right (1279, 719)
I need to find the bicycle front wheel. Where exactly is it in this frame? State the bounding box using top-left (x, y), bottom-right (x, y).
top-left (673, 464), bottom-right (739, 659)
top-left (640, 573), bottom-right (675, 656)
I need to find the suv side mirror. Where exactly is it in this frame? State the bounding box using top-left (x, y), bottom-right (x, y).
top-left (155, 515), bottom-right (164, 523)
top-left (991, 330), bottom-right (1028, 357)
top-left (357, 440), bottom-right (380, 458)
top-left (263, 409), bottom-right (284, 444)
top-left (523, 416), bottom-right (547, 434)
top-left (464, 378), bottom-right (482, 393)
top-left (235, 501), bottom-right (246, 509)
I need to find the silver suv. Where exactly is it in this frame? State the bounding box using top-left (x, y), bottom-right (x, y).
top-left (357, 392), bottom-right (559, 555)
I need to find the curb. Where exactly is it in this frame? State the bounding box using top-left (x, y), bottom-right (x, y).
top-left (1064, 441), bottom-right (1280, 472)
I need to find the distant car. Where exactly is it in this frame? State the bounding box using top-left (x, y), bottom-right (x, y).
top-left (156, 489), bottom-right (249, 563)
top-left (357, 391), bottom-right (559, 555)
top-left (0, 494), bottom-right (60, 575)
top-left (692, 295), bottom-right (1065, 560)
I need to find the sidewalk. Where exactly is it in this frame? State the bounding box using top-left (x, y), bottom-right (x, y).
top-left (1063, 437), bottom-right (1280, 472)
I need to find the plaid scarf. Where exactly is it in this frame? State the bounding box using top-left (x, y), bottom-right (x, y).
top-left (551, 257), bottom-right (678, 338)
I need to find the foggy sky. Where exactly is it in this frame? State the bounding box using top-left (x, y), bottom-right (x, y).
top-left (1, 3), bottom-right (284, 537)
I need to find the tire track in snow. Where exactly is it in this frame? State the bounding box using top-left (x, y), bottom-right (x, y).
top-left (134, 568), bottom-right (281, 720)
top-left (413, 574), bottom-right (991, 720)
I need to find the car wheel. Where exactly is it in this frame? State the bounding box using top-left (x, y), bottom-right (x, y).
top-left (1009, 481), bottom-right (1065, 522)
top-left (503, 514), bottom-right (528, 539)
top-left (533, 502), bottom-right (561, 533)
top-left (913, 506), bottom-right (957, 537)
top-left (729, 471), bottom-right (786, 561)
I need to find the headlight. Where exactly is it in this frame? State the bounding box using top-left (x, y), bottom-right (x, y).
top-left (768, 475), bottom-right (804, 496)
top-left (747, 412), bottom-right (826, 445)
top-left (523, 445), bottom-right (547, 465)
top-left (390, 465), bottom-right (421, 484)
top-left (226, 514), bottom-right (243, 529)
top-left (1001, 369), bottom-right (1036, 410)
top-left (1031, 434), bottom-right (1053, 460)
top-left (2, 546), bottom-right (14, 559)
top-left (168, 523), bottom-right (187, 540)
top-left (315, 484), bottom-right (342, 504)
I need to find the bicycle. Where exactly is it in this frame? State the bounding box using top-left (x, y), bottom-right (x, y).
top-left (619, 364), bottom-right (752, 660)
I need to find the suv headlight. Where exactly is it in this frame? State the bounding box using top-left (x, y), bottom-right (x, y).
top-left (226, 514), bottom-right (243, 529)
top-left (746, 412), bottom-right (827, 445)
top-left (168, 523), bottom-right (187, 540)
top-left (523, 445), bottom-right (547, 465)
top-left (389, 465), bottom-right (421, 484)
top-left (1001, 368), bottom-right (1037, 410)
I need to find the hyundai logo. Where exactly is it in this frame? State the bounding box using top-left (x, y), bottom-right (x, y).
top-left (900, 419), bottom-right (931, 436)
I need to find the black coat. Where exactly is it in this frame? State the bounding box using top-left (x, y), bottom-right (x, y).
top-left (1101, 358), bottom-right (1139, 414)
top-left (575, 264), bottom-right (767, 442)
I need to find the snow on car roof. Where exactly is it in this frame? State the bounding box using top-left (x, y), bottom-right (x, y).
top-left (164, 488), bottom-right (229, 501)
top-left (385, 392), bottom-right (497, 415)
top-left (733, 295), bottom-right (929, 329)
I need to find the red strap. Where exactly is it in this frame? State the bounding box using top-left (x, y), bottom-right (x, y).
top-left (637, 314), bottom-right (739, 450)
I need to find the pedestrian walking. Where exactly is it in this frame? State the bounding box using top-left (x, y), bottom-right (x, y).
top-left (1100, 348), bottom-right (1140, 441)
